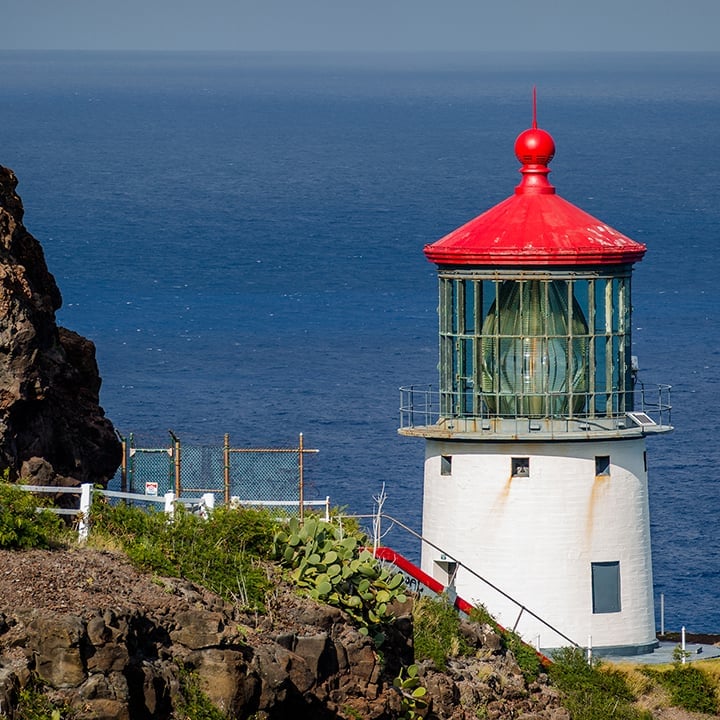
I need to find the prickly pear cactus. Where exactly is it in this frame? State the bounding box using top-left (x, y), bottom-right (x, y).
top-left (273, 516), bottom-right (408, 645)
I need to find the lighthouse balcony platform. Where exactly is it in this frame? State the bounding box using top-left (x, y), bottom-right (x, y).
top-left (399, 384), bottom-right (673, 441)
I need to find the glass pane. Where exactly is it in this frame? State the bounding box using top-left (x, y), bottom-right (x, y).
top-left (451, 280), bottom-right (459, 334)
top-left (481, 280), bottom-right (588, 416)
top-left (464, 280), bottom-right (475, 334)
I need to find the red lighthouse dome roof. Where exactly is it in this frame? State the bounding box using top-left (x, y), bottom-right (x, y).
top-left (424, 122), bottom-right (646, 267)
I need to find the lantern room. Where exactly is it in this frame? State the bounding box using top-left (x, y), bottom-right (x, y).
top-left (404, 121), bottom-right (670, 440)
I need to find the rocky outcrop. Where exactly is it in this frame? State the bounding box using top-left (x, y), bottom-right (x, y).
top-left (0, 164), bottom-right (120, 486)
top-left (0, 549), bottom-right (565, 720)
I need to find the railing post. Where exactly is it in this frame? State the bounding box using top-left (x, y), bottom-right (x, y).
top-left (681, 626), bottom-right (687, 664)
top-left (78, 483), bottom-right (93, 542)
top-left (325, 495), bottom-right (330, 522)
top-left (164, 492), bottom-right (176, 519)
top-left (660, 592), bottom-right (665, 636)
top-left (298, 432), bottom-right (305, 524)
top-left (223, 433), bottom-right (230, 506)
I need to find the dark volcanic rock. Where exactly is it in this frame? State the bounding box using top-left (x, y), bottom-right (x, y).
top-left (0, 164), bottom-right (120, 486)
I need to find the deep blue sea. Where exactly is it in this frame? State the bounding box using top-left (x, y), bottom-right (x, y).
top-left (1, 50), bottom-right (718, 632)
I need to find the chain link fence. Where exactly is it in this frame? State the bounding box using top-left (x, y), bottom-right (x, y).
top-left (119, 433), bottom-right (319, 516)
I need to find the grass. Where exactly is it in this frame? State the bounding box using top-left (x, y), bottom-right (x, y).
top-left (640, 659), bottom-right (719, 715)
top-left (548, 647), bottom-right (652, 720)
top-left (412, 594), bottom-right (471, 670)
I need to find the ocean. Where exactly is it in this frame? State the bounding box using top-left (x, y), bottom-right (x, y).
top-left (1, 50), bottom-right (718, 632)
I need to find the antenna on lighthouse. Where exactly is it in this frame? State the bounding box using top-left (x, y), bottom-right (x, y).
top-left (532, 86), bottom-right (538, 129)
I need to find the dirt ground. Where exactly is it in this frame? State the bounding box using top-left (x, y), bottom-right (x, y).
top-left (0, 548), bottom-right (181, 616)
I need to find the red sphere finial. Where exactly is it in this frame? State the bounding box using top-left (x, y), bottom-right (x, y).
top-left (514, 90), bottom-right (556, 194)
top-left (514, 128), bottom-right (556, 166)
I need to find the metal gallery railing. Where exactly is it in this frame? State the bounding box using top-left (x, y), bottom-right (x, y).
top-left (399, 382), bottom-right (672, 432)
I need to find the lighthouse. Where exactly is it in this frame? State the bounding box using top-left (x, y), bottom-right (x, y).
top-left (399, 110), bottom-right (672, 655)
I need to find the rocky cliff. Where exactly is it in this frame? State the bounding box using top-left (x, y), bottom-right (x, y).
top-left (0, 165), bottom-right (120, 487)
top-left (0, 549), bottom-right (566, 720)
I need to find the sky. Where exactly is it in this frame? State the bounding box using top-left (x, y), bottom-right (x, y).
top-left (1, 0), bottom-right (719, 52)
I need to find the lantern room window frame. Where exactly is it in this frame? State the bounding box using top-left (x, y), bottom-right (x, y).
top-left (438, 267), bottom-right (634, 420)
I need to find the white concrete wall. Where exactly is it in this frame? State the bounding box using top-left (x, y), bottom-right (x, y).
top-left (420, 438), bottom-right (655, 652)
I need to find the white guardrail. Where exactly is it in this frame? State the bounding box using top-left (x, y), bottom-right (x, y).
top-left (17, 483), bottom-right (330, 542)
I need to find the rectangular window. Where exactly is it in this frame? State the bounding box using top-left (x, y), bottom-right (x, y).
top-left (591, 561), bottom-right (621, 613)
top-left (511, 457), bottom-right (529, 478)
top-left (595, 455), bottom-right (610, 476)
top-left (643, 451), bottom-right (648, 473)
top-left (440, 455), bottom-right (452, 476)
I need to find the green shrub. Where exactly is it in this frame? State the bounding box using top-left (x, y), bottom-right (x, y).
top-left (503, 627), bottom-right (543, 682)
top-left (90, 500), bottom-right (275, 609)
top-left (273, 516), bottom-right (407, 646)
top-left (14, 679), bottom-right (74, 719)
top-left (643, 663), bottom-right (718, 715)
top-left (0, 482), bottom-right (66, 549)
top-left (549, 647), bottom-right (650, 720)
top-left (413, 594), bottom-right (470, 670)
top-left (175, 664), bottom-right (228, 720)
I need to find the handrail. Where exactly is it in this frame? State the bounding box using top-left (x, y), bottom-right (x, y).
top-left (346, 511), bottom-right (580, 649)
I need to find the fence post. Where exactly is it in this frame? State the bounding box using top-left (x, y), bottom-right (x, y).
top-left (224, 433), bottom-right (230, 507)
top-left (78, 483), bottom-right (93, 542)
top-left (119, 435), bottom-right (128, 493)
top-left (164, 492), bottom-right (176, 519)
top-left (129, 433), bottom-right (135, 493)
top-left (201, 492), bottom-right (215, 519)
top-left (169, 431), bottom-right (181, 496)
top-left (298, 432), bottom-right (305, 524)
top-left (324, 496), bottom-right (330, 522)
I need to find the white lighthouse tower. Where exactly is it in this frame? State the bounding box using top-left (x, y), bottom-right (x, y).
top-left (400, 112), bottom-right (672, 655)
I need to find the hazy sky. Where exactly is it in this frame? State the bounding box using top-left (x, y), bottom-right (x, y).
top-left (2, 0), bottom-right (718, 52)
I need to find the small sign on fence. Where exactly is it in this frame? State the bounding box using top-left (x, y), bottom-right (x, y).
top-left (145, 481), bottom-right (159, 496)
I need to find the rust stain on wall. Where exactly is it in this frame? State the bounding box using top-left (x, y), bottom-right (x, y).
top-left (586, 475), bottom-right (610, 546)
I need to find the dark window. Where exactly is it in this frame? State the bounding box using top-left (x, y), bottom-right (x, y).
top-left (441, 455), bottom-right (452, 476)
top-left (643, 451), bottom-right (648, 473)
top-left (511, 457), bottom-right (530, 477)
top-left (591, 561), bottom-right (621, 613)
top-left (595, 455), bottom-right (610, 476)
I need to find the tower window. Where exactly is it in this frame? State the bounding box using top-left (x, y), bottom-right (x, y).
top-left (595, 455), bottom-right (610, 476)
top-left (440, 455), bottom-right (452, 476)
top-left (511, 457), bottom-right (530, 477)
top-left (591, 561), bottom-right (621, 613)
top-left (643, 451), bottom-right (648, 472)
